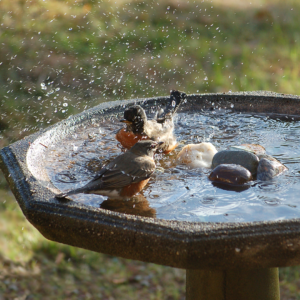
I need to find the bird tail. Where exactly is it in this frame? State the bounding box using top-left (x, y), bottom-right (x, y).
top-left (156, 90), bottom-right (187, 123)
top-left (55, 186), bottom-right (89, 199)
top-left (56, 174), bottom-right (105, 199)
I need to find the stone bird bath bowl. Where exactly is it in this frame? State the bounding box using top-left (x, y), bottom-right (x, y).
top-left (2, 91), bottom-right (300, 299)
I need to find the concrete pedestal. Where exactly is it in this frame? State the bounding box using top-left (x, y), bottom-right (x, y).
top-left (186, 268), bottom-right (279, 300)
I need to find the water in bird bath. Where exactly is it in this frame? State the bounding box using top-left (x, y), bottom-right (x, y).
top-left (45, 109), bottom-right (300, 223)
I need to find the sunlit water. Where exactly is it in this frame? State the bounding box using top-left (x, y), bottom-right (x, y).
top-left (45, 109), bottom-right (300, 223)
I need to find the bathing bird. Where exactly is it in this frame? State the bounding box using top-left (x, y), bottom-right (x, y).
top-left (115, 90), bottom-right (186, 154)
top-left (56, 140), bottom-right (163, 199)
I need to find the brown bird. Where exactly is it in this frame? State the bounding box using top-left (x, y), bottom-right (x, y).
top-left (115, 90), bottom-right (187, 154)
top-left (56, 140), bottom-right (162, 199)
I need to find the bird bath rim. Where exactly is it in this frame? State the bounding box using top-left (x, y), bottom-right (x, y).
top-left (2, 91), bottom-right (300, 270)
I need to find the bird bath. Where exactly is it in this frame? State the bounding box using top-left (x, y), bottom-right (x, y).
top-left (2, 91), bottom-right (300, 299)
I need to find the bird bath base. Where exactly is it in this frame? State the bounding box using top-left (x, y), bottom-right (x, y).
top-left (187, 268), bottom-right (279, 300)
top-left (2, 91), bottom-right (300, 299)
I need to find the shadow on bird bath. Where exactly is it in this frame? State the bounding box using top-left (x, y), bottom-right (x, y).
top-left (2, 91), bottom-right (300, 299)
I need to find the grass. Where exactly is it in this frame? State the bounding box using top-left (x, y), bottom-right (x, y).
top-left (1, 0), bottom-right (300, 146)
top-left (1, 0), bottom-right (300, 298)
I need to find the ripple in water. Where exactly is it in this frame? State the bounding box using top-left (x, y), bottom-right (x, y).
top-left (45, 110), bottom-right (300, 223)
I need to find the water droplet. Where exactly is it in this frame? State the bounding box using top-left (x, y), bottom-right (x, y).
top-left (40, 83), bottom-right (47, 90)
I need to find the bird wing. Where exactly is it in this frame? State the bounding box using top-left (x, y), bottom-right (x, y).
top-left (86, 152), bottom-right (155, 190)
top-left (156, 90), bottom-right (186, 123)
top-left (144, 120), bottom-right (166, 138)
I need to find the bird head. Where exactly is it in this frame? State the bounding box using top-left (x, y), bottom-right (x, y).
top-left (130, 140), bottom-right (164, 157)
top-left (120, 105), bottom-right (147, 133)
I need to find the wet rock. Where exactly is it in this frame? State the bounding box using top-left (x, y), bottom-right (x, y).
top-left (176, 142), bottom-right (217, 168)
top-left (209, 164), bottom-right (253, 185)
top-left (229, 144), bottom-right (266, 155)
top-left (212, 150), bottom-right (259, 175)
top-left (211, 181), bottom-right (251, 192)
top-left (257, 154), bottom-right (281, 162)
top-left (257, 157), bottom-right (288, 181)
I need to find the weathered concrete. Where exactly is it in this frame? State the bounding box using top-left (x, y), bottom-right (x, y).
top-left (1, 91), bottom-right (300, 271)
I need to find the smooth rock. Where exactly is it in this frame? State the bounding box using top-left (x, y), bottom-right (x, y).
top-left (212, 150), bottom-right (259, 175)
top-left (257, 157), bottom-right (288, 181)
top-left (211, 181), bottom-right (251, 192)
top-left (209, 164), bottom-right (253, 185)
top-left (230, 144), bottom-right (266, 155)
top-left (257, 154), bottom-right (281, 162)
top-left (176, 142), bottom-right (217, 168)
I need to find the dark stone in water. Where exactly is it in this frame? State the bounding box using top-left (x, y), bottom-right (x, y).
top-left (212, 150), bottom-right (259, 175)
top-left (209, 164), bottom-right (253, 186)
top-left (211, 181), bottom-right (251, 192)
top-left (257, 157), bottom-right (288, 181)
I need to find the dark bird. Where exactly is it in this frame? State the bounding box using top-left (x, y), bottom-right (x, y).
top-left (115, 90), bottom-right (187, 154)
top-left (56, 140), bottom-right (163, 199)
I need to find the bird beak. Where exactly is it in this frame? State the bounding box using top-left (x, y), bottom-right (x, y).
top-left (156, 141), bottom-right (164, 148)
top-left (150, 141), bottom-right (164, 149)
top-left (120, 119), bottom-right (132, 124)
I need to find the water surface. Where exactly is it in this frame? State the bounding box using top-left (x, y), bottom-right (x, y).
top-left (45, 109), bottom-right (300, 223)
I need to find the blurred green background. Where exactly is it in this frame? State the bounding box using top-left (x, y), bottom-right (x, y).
top-left (1, 0), bottom-right (300, 299)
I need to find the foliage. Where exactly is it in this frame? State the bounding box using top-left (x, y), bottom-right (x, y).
top-left (1, 0), bottom-right (300, 298)
top-left (1, 0), bottom-right (300, 146)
